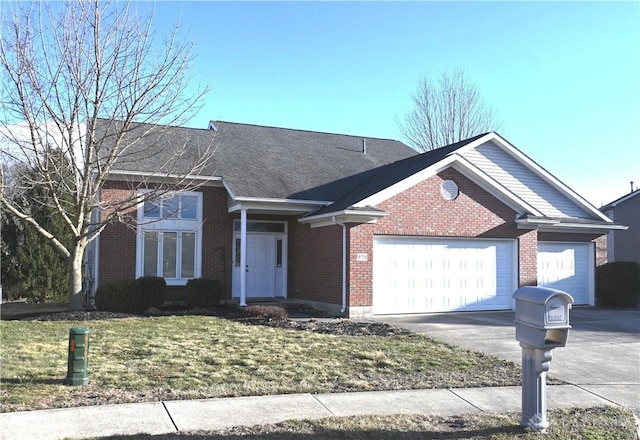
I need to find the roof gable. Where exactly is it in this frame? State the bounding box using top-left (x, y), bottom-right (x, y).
top-left (313, 132), bottom-right (610, 224)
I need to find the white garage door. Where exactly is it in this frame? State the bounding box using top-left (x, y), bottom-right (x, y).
top-left (373, 237), bottom-right (516, 315)
top-left (537, 242), bottom-right (593, 305)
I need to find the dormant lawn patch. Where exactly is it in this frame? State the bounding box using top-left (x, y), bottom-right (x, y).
top-left (1, 314), bottom-right (521, 411)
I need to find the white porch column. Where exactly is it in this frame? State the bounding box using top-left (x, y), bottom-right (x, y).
top-left (240, 208), bottom-right (248, 306)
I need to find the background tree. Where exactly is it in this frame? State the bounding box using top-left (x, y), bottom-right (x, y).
top-left (1, 152), bottom-right (74, 303)
top-left (0, 1), bottom-right (214, 310)
top-left (398, 70), bottom-right (503, 152)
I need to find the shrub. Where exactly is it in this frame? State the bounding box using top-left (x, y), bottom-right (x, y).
top-left (596, 261), bottom-right (640, 308)
top-left (185, 278), bottom-right (223, 309)
top-left (244, 305), bottom-right (288, 321)
top-left (95, 279), bottom-right (143, 312)
top-left (136, 276), bottom-right (167, 308)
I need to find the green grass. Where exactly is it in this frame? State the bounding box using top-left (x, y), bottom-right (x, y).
top-left (1, 315), bottom-right (521, 411)
top-left (74, 407), bottom-right (638, 440)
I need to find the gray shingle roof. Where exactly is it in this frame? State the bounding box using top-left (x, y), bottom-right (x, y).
top-left (102, 119), bottom-right (417, 201)
top-left (308, 133), bottom-right (490, 216)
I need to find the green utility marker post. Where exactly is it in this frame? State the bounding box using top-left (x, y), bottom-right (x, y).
top-left (65, 327), bottom-right (90, 386)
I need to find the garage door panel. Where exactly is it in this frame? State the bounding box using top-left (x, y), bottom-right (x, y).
top-left (373, 237), bottom-right (515, 314)
top-left (537, 242), bottom-right (592, 305)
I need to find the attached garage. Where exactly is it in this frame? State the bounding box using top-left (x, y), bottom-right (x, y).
top-left (537, 242), bottom-right (593, 305)
top-left (372, 236), bottom-right (517, 315)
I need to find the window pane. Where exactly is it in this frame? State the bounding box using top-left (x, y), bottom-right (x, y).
top-left (163, 232), bottom-right (177, 278)
top-left (181, 232), bottom-right (195, 278)
top-left (143, 232), bottom-right (158, 276)
top-left (276, 239), bottom-right (282, 268)
top-left (181, 195), bottom-right (197, 219)
top-left (162, 196), bottom-right (180, 219)
top-left (143, 200), bottom-right (160, 218)
top-left (234, 221), bottom-right (285, 233)
top-left (235, 238), bottom-right (241, 267)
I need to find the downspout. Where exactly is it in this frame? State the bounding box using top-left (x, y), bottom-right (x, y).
top-left (332, 216), bottom-right (348, 314)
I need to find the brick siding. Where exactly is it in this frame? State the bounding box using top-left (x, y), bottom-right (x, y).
top-left (288, 220), bottom-right (344, 304)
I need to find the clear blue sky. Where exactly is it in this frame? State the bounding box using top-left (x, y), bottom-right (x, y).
top-left (153, 1), bottom-right (639, 208)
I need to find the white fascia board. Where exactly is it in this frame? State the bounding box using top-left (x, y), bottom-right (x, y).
top-left (228, 197), bottom-right (328, 214)
top-left (299, 209), bottom-right (389, 228)
top-left (354, 154), bottom-right (458, 208)
top-left (106, 170), bottom-right (224, 186)
top-left (536, 223), bottom-right (628, 234)
top-left (223, 180), bottom-right (237, 200)
top-left (515, 217), bottom-right (560, 229)
top-left (467, 133), bottom-right (613, 223)
top-left (353, 151), bottom-right (542, 217)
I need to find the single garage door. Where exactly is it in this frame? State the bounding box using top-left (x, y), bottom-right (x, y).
top-left (537, 242), bottom-right (593, 305)
top-left (373, 236), bottom-right (516, 315)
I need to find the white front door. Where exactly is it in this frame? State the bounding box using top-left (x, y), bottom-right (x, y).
top-left (246, 234), bottom-right (275, 297)
top-left (232, 230), bottom-right (287, 299)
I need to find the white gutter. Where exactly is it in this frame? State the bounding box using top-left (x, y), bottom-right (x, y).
top-left (106, 171), bottom-right (224, 186)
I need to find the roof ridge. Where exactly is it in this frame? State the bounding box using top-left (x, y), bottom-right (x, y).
top-left (213, 120), bottom-right (403, 142)
top-left (96, 117), bottom-right (214, 133)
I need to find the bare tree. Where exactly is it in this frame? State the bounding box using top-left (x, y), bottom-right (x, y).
top-left (0, 1), bottom-right (214, 310)
top-left (398, 70), bottom-right (502, 152)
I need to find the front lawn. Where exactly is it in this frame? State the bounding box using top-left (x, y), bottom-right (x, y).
top-left (0, 314), bottom-right (521, 411)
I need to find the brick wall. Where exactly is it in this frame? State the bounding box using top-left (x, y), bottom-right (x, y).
top-left (98, 181), bottom-right (138, 284)
top-left (288, 220), bottom-right (344, 305)
top-left (201, 187), bottom-right (234, 298)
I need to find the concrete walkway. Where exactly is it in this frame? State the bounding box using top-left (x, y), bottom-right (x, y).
top-left (0, 385), bottom-right (629, 440)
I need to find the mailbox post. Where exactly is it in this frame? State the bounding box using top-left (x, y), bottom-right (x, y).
top-left (513, 286), bottom-right (574, 432)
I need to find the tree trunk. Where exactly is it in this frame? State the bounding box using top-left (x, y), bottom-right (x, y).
top-left (67, 241), bottom-right (86, 311)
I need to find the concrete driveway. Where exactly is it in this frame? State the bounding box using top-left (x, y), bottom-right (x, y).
top-left (376, 308), bottom-right (640, 414)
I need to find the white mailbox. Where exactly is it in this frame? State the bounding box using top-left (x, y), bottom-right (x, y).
top-left (513, 286), bottom-right (574, 349)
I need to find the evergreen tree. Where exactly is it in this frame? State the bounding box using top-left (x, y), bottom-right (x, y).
top-left (1, 151), bottom-right (73, 303)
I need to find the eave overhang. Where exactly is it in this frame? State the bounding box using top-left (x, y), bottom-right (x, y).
top-left (106, 170), bottom-right (224, 186)
top-left (515, 216), bottom-right (628, 234)
top-left (228, 197), bottom-right (329, 216)
top-left (299, 207), bottom-right (389, 228)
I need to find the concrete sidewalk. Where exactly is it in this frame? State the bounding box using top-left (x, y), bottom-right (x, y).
top-left (0, 385), bottom-right (630, 440)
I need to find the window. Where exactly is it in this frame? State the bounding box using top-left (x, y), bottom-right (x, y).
top-left (276, 239), bottom-right (283, 268)
top-left (233, 221), bottom-right (285, 233)
top-left (142, 231), bottom-right (196, 280)
top-left (143, 194), bottom-right (198, 220)
top-left (137, 191), bottom-right (202, 284)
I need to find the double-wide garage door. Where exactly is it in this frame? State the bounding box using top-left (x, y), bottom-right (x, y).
top-left (373, 237), bottom-right (516, 315)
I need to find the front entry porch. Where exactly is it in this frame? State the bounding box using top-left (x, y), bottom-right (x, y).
top-left (231, 220), bottom-right (287, 302)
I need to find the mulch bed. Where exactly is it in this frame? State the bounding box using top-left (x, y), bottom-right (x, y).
top-left (17, 306), bottom-right (414, 337)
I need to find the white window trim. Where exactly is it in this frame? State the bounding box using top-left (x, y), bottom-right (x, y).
top-left (136, 191), bottom-right (203, 285)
